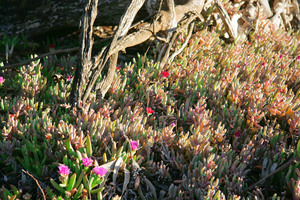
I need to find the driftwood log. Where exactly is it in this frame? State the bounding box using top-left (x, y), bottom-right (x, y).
top-left (0, 0), bottom-right (145, 37)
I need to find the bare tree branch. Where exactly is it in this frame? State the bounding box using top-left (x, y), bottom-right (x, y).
top-left (0, 47), bottom-right (78, 70)
top-left (70, 0), bottom-right (99, 107)
top-left (72, 0), bottom-right (205, 106)
top-left (81, 0), bottom-right (146, 102)
top-left (215, 0), bottom-right (238, 40)
top-left (258, 0), bottom-right (273, 18)
top-left (22, 169), bottom-right (46, 200)
top-left (169, 20), bottom-right (195, 62)
top-left (109, 1), bottom-right (204, 57)
top-left (157, 0), bottom-right (177, 64)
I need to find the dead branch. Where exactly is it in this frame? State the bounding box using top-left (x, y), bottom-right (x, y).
top-left (22, 169), bottom-right (46, 200)
top-left (79, 0), bottom-right (98, 104)
top-left (71, 0), bottom-right (146, 105)
top-left (71, 0), bottom-right (205, 106)
top-left (82, 0), bottom-right (146, 103)
top-left (258, 0), bottom-right (273, 18)
top-left (161, 13), bottom-right (198, 64)
top-left (157, 0), bottom-right (178, 63)
top-left (70, 0), bottom-right (299, 107)
top-left (248, 157), bottom-right (298, 191)
top-left (215, 0), bottom-right (238, 40)
top-left (70, 0), bottom-right (99, 107)
top-left (169, 20), bottom-right (195, 62)
top-left (0, 47), bottom-right (78, 71)
top-left (109, 1), bottom-right (204, 58)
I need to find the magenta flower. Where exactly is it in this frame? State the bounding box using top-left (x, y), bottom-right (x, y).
top-left (234, 131), bottom-right (241, 138)
top-left (67, 76), bottom-right (71, 81)
top-left (146, 107), bottom-right (154, 114)
top-left (262, 63), bottom-right (265, 66)
top-left (130, 140), bottom-right (138, 151)
top-left (0, 77), bottom-right (4, 84)
top-left (279, 54), bottom-right (283, 59)
top-left (82, 157), bottom-right (93, 167)
top-left (297, 55), bottom-right (300, 60)
top-left (162, 71), bottom-right (170, 78)
top-left (58, 164), bottom-right (71, 175)
top-left (171, 123), bottom-right (176, 126)
top-left (93, 166), bottom-right (107, 177)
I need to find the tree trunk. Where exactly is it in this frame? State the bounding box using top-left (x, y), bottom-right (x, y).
top-left (1, 0), bottom-right (148, 37)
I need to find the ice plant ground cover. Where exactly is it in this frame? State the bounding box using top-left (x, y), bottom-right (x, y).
top-left (0, 21), bottom-right (300, 199)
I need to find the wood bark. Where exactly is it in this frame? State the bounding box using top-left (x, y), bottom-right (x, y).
top-left (70, 0), bottom-right (204, 106)
top-left (2, 0), bottom-right (299, 107)
top-left (0, 0), bottom-right (146, 37)
top-left (71, 0), bottom-right (147, 106)
top-left (69, 0), bottom-right (299, 106)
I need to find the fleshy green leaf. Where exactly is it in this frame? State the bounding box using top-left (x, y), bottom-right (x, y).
top-left (86, 134), bottom-right (92, 157)
top-left (66, 173), bottom-right (76, 191)
top-left (73, 184), bottom-right (84, 200)
top-left (50, 178), bottom-right (65, 193)
top-left (74, 171), bottom-right (84, 189)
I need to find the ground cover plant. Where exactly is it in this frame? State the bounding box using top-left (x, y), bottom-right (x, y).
top-left (1, 3), bottom-right (300, 200)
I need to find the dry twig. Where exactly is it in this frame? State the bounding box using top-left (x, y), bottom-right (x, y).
top-left (0, 47), bottom-right (78, 70)
top-left (169, 18), bottom-right (195, 62)
top-left (248, 157), bottom-right (298, 191)
top-left (22, 169), bottom-right (46, 200)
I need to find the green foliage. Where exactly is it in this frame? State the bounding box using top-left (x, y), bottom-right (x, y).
top-left (1, 19), bottom-right (300, 200)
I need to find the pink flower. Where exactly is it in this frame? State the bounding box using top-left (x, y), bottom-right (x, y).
top-left (93, 166), bottom-right (107, 177)
top-left (58, 164), bottom-right (71, 175)
top-left (146, 107), bottom-right (154, 114)
top-left (279, 54), bottom-right (283, 59)
top-left (82, 157), bottom-right (93, 167)
top-left (67, 76), bottom-right (71, 81)
top-left (130, 140), bottom-right (138, 151)
top-left (0, 77), bottom-right (4, 84)
top-left (171, 123), bottom-right (176, 126)
top-left (262, 63), bottom-right (265, 66)
top-left (162, 71), bottom-right (170, 78)
top-left (297, 55), bottom-right (300, 60)
top-left (234, 131), bottom-right (241, 138)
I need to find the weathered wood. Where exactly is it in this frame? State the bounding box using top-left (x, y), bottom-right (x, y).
top-left (71, 0), bottom-right (205, 105)
top-left (0, 0), bottom-right (145, 37)
top-left (77, 0), bottom-right (99, 104)
top-left (71, 0), bottom-right (147, 105)
top-left (90, 0), bottom-right (146, 101)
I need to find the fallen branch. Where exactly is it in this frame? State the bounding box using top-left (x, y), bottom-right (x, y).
top-left (22, 169), bottom-right (46, 200)
top-left (0, 47), bottom-right (79, 70)
top-left (215, 0), bottom-right (237, 40)
top-left (169, 18), bottom-right (195, 62)
top-left (109, 1), bottom-right (204, 58)
top-left (79, 0), bottom-right (146, 104)
top-left (71, 0), bottom-right (205, 106)
top-left (248, 157), bottom-right (298, 191)
top-left (157, 0), bottom-right (178, 63)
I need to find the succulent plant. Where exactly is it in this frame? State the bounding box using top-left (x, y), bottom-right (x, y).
top-left (1, 7), bottom-right (300, 199)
